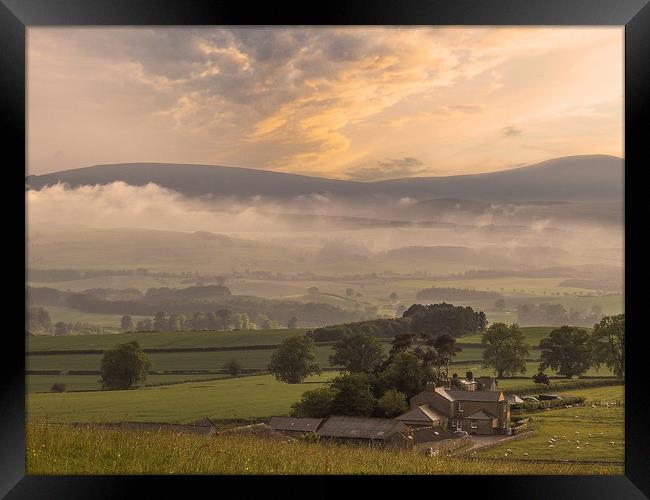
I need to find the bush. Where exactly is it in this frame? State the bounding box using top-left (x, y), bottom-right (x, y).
top-left (532, 372), bottom-right (551, 385)
top-left (224, 359), bottom-right (243, 377)
top-left (299, 432), bottom-right (320, 443)
top-left (50, 383), bottom-right (66, 393)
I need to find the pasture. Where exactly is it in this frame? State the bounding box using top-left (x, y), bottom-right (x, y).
top-left (27, 373), bottom-right (332, 423)
top-left (26, 423), bottom-right (622, 475)
top-left (473, 385), bottom-right (624, 464)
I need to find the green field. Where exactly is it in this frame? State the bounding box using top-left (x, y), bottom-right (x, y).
top-left (27, 329), bottom-right (305, 351)
top-left (26, 326), bottom-right (615, 394)
top-left (27, 373), bottom-right (332, 423)
top-left (26, 423), bottom-right (622, 475)
top-left (474, 385), bottom-right (624, 463)
top-left (27, 373), bottom-right (230, 393)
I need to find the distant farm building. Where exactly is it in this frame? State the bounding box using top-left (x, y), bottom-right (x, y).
top-left (317, 416), bottom-right (409, 447)
top-left (268, 416), bottom-right (323, 435)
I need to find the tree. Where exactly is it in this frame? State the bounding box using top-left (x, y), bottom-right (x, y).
top-left (481, 323), bottom-right (529, 378)
top-left (494, 298), bottom-right (506, 311)
top-left (377, 389), bottom-right (408, 417)
top-left (532, 372), bottom-right (550, 385)
top-left (27, 306), bottom-right (52, 334)
top-left (224, 359), bottom-right (243, 377)
top-left (100, 341), bottom-right (152, 390)
top-left (287, 316), bottom-right (299, 329)
top-left (268, 336), bottom-right (321, 384)
top-left (291, 387), bottom-right (336, 418)
top-left (389, 292), bottom-right (398, 301)
top-left (591, 314), bottom-right (625, 377)
top-left (50, 382), bottom-right (66, 393)
top-left (539, 326), bottom-right (592, 378)
top-left (120, 315), bottom-right (133, 332)
top-left (216, 309), bottom-right (232, 330)
top-left (167, 314), bottom-right (183, 331)
top-left (380, 352), bottom-right (431, 397)
top-left (329, 333), bottom-right (385, 373)
top-left (54, 321), bottom-right (68, 336)
top-left (232, 313), bottom-right (251, 330)
top-left (190, 312), bottom-right (207, 330)
top-left (432, 334), bottom-right (461, 379)
top-left (153, 311), bottom-right (168, 332)
top-left (329, 373), bottom-right (377, 417)
top-left (346, 288), bottom-right (354, 297)
top-left (206, 312), bottom-right (218, 330)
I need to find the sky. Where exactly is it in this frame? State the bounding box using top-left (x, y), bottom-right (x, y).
top-left (27, 27), bottom-right (623, 180)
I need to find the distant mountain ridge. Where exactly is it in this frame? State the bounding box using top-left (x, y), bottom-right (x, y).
top-left (26, 154), bottom-right (623, 202)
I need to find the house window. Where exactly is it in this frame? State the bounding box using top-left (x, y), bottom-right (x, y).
top-left (451, 419), bottom-right (457, 428)
top-left (471, 421), bottom-right (478, 429)
top-left (458, 402), bottom-right (464, 413)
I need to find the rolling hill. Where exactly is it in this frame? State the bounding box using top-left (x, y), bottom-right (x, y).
top-left (26, 154), bottom-right (623, 202)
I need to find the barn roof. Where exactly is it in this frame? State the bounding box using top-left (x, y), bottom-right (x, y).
top-left (465, 409), bottom-right (497, 420)
top-left (396, 405), bottom-right (445, 423)
top-left (268, 417), bottom-right (323, 432)
top-left (411, 427), bottom-right (461, 444)
top-left (317, 416), bottom-right (405, 440)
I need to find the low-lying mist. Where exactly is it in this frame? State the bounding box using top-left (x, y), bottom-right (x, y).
top-left (26, 181), bottom-right (623, 273)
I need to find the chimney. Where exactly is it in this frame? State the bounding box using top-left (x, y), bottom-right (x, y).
top-left (466, 371), bottom-right (474, 381)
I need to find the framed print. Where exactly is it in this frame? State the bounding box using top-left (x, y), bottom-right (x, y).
top-left (2, 0), bottom-right (648, 498)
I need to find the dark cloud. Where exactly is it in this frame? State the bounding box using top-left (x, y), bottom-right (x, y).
top-left (502, 126), bottom-right (523, 136)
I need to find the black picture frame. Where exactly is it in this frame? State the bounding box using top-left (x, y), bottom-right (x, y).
top-left (2, 0), bottom-right (648, 498)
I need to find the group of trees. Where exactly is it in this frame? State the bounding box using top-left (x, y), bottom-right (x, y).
top-left (29, 285), bottom-right (367, 328)
top-left (271, 326), bottom-right (467, 419)
top-left (480, 315), bottom-right (625, 380)
top-left (121, 310), bottom-right (296, 332)
top-left (26, 306), bottom-right (52, 335)
top-left (308, 303), bottom-right (486, 343)
top-left (415, 287), bottom-right (502, 301)
top-left (26, 306), bottom-right (102, 336)
top-left (517, 303), bottom-right (603, 327)
top-left (538, 314), bottom-right (624, 378)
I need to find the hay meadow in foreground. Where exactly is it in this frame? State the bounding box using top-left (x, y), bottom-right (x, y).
top-left (26, 423), bottom-right (623, 475)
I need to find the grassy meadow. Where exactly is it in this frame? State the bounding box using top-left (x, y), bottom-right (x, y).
top-left (473, 385), bottom-right (624, 464)
top-left (26, 423), bottom-right (623, 475)
top-left (27, 373), bottom-right (332, 423)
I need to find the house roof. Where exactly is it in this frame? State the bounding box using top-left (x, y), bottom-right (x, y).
top-left (268, 417), bottom-right (323, 432)
top-left (438, 388), bottom-right (503, 402)
top-left (317, 416), bottom-right (405, 440)
top-left (396, 405), bottom-right (445, 423)
top-left (411, 427), bottom-right (460, 444)
top-left (505, 394), bottom-right (524, 404)
top-left (465, 409), bottom-right (497, 420)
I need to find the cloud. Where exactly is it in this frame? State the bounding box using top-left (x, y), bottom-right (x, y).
top-left (346, 157), bottom-right (431, 181)
top-left (28, 27), bottom-right (623, 177)
top-left (502, 126), bottom-right (523, 136)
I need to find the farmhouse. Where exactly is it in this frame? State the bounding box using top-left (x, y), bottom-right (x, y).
top-left (395, 404), bottom-right (445, 428)
top-left (268, 416), bottom-right (324, 435)
top-left (316, 415), bottom-right (409, 447)
top-left (404, 384), bottom-right (511, 435)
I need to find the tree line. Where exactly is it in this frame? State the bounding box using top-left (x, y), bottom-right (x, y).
top-left (120, 310), bottom-right (299, 332)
